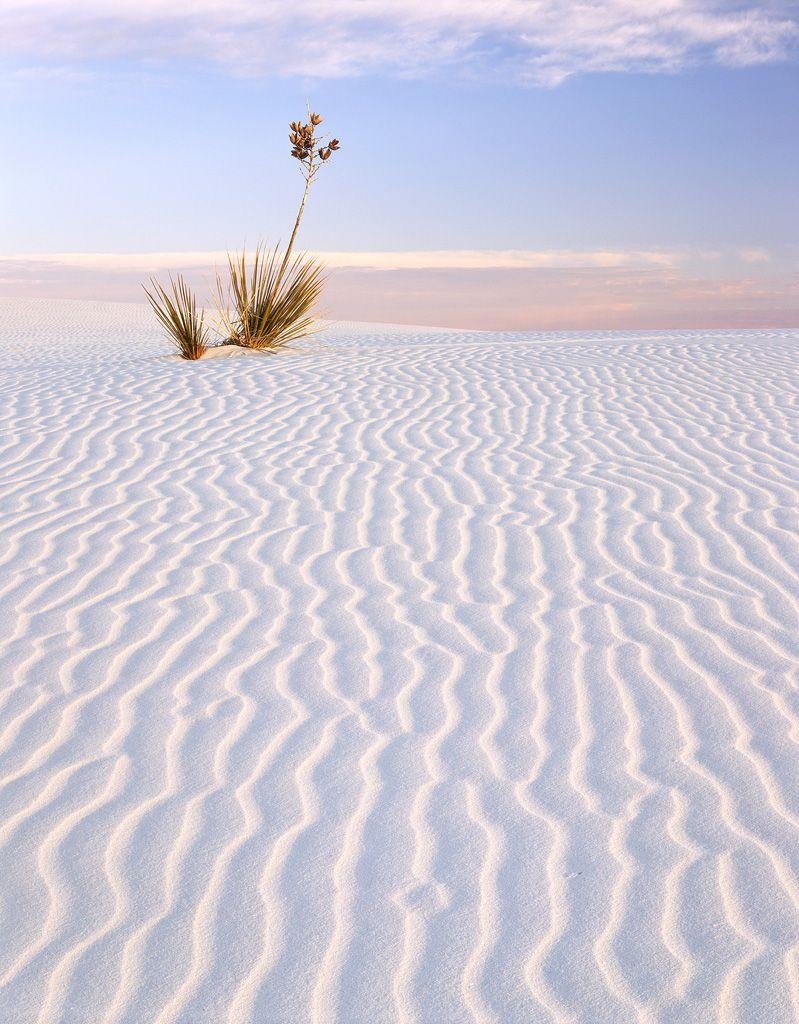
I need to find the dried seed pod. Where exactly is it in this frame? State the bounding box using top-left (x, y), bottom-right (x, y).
top-left (310, 112), bottom-right (323, 125)
top-left (329, 139), bottom-right (340, 150)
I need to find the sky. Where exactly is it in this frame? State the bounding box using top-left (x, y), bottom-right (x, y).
top-left (1, 0), bottom-right (798, 329)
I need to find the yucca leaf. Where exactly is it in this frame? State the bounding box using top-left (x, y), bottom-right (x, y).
top-left (221, 243), bottom-right (325, 351)
top-left (143, 274), bottom-right (208, 360)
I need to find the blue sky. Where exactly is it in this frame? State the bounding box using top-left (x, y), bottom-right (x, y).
top-left (1, 1), bottom-right (798, 327)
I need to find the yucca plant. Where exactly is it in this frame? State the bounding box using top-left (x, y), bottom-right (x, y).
top-left (143, 274), bottom-right (208, 360)
top-left (216, 243), bottom-right (326, 351)
top-left (144, 107), bottom-right (340, 358)
top-left (219, 111), bottom-right (340, 350)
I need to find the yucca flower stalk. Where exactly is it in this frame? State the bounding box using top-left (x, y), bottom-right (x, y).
top-left (143, 274), bottom-right (208, 359)
top-left (277, 108), bottom-right (340, 287)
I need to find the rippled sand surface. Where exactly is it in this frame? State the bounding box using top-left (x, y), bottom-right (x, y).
top-left (1, 299), bottom-right (798, 1023)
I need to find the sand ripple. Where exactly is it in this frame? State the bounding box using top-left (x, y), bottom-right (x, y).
top-left (1, 299), bottom-right (798, 1022)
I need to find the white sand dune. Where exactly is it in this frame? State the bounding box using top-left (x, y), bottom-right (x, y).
top-left (1, 298), bottom-right (798, 1024)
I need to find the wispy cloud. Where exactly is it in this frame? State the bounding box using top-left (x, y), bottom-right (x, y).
top-left (2, 248), bottom-right (796, 329)
top-left (3, 1), bottom-right (797, 84)
top-left (4, 249), bottom-right (681, 272)
top-left (738, 247), bottom-right (772, 264)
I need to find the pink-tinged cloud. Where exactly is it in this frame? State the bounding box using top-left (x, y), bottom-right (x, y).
top-left (1, 250), bottom-right (797, 329)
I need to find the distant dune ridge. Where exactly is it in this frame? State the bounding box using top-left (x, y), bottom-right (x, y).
top-left (1, 299), bottom-right (798, 1022)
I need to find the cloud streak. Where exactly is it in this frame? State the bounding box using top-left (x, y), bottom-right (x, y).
top-left (3, 249), bottom-right (681, 272)
top-left (2, 248), bottom-right (796, 329)
top-left (3, 1), bottom-right (798, 84)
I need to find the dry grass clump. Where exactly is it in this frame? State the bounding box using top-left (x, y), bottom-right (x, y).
top-left (143, 274), bottom-right (208, 360)
top-left (144, 108), bottom-right (340, 359)
top-left (216, 245), bottom-right (325, 351)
